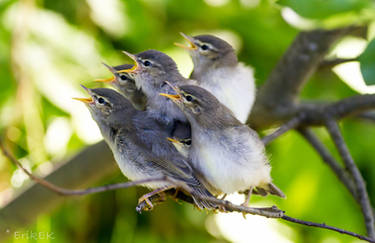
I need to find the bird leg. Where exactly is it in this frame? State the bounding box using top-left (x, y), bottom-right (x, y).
top-left (240, 187), bottom-right (254, 219)
top-left (138, 186), bottom-right (175, 210)
top-left (219, 194), bottom-right (227, 200)
top-left (241, 187), bottom-right (254, 207)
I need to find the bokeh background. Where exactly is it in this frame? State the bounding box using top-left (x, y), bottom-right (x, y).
top-left (1, 0), bottom-right (375, 242)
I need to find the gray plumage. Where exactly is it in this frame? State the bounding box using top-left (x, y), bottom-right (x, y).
top-left (179, 34), bottom-right (256, 123)
top-left (81, 87), bottom-right (215, 209)
top-left (102, 63), bottom-right (147, 110)
top-left (122, 50), bottom-right (195, 126)
top-left (164, 84), bottom-right (284, 198)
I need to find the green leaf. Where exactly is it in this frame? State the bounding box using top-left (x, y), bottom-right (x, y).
top-left (359, 39), bottom-right (375, 85)
top-left (278, 0), bottom-right (371, 19)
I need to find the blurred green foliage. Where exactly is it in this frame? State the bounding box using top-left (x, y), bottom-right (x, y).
top-left (0, 0), bottom-right (375, 242)
top-left (360, 39), bottom-right (375, 85)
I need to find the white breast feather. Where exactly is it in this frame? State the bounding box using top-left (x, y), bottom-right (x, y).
top-left (111, 142), bottom-right (168, 189)
top-left (191, 128), bottom-right (271, 194)
top-left (199, 63), bottom-right (255, 123)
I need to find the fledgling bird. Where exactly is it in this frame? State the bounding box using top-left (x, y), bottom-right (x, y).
top-left (160, 85), bottom-right (285, 205)
top-left (167, 137), bottom-right (191, 158)
top-left (117, 50), bottom-right (194, 138)
top-left (74, 86), bottom-right (215, 209)
top-left (96, 63), bottom-right (147, 110)
top-left (175, 33), bottom-right (255, 123)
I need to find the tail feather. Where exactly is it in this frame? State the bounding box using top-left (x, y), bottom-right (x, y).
top-left (263, 182), bottom-right (286, 198)
top-left (190, 184), bottom-right (218, 210)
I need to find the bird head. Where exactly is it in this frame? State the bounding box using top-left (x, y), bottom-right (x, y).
top-left (117, 50), bottom-right (182, 93)
top-left (73, 86), bottom-right (135, 126)
top-left (96, 63), bottom-right (139, 92)
top-left (167, 137), bottom-right (191, 158)
top-left (175, 33), bottom-right (237, 71)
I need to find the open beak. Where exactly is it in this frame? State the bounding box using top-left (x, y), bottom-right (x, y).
top-left (95, 77), bottom-right (115, 83)
top-left (73, 97), bottom-right (93, 104)
top-left (159, 93), bottom-right (181, 102)
top-left (174, 32), bottom-right (197, 50)
top-left (167, 137), bottom-right (179, 144)
top-left (73, 85), bottom-right (94, 104)
top-left (96, 63), bottom-right (116, 83)
top-left (117, 51), bottom-right (140, 73)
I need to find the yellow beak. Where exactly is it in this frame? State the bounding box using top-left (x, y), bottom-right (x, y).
top-left (72, 97), bottom-right (93, 104)
top-left (95, 76), bottom-right (115, 83)
top-left (167, 137), bottom-right (179, 144)
top-left (174, 32), bottom-right (197, 50)
top-left (159, 93), bottom-right (181, 101)
top-left (117, 51), bottom-right (140, 73)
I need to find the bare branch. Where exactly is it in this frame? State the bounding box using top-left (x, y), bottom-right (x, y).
top-left (0, 141), bottom-right (168, 196)
top-left (357, 112), bottom-right (375, 123)
top-left (294, 94), bottom-right (375, 126)
top-left (249, 26), bottom-right (366, 129)
top-left (318, 57), bottom-right (357, 69)
top-left (262, 116), bottom-right (302, 145)
top-left (2, 141), bottom-right (374, 242)
top-left (0, 141), bottom-right (118, 240)
top-left (282, 215), bottom-right (375, 243)
top-left (326, 120), bottom-right (375, 239)
top-left (298, 128), bottom-right (357, 197)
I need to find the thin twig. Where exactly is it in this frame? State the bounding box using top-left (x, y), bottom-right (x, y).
top-left (282, 215), bottom-right (375, 243)
top-left (318, 57), bottom-right (357, 69)
top-left (326, 120), bottom-right (375, 239)
top-left (262, 116), bottom-right (302, 145)
top-left (298, 128), bottom-right (357, 198)
top-left (0, 141), bottom-right (169, 196)
top-left (357, 112), bottom-right (375, 122)
top-left (2, 141), bottom-right (374, 242)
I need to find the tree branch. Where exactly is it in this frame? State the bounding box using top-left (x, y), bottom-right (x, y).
top-left (0, 141), bottom-right (168, 196)
top-left (325, 120), bottom-right (375, 239)
top-left (298, 128), bottom-right (357, 198)
top-left (262, 116), bottom-right (302, 145)
top-left (281, 215), bottom-right (375, 242)
top-left (318, 57), bottom-right (357, 69)
top-left (249, 26), bottom-right (365, 129)
top-left (1, 143), bottom-right (374, 242)
top-left (300, 94), bottom-right (375, 126)
top-left (0, 141), bottom-right (118, 240)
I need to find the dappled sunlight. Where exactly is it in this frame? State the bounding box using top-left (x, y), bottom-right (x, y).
top-left (334, 62), bottom-right (375, 94)
top-left (281, 7), bottom-right (317, 30)
top-left (87, 0), bottom-right (129, 37)
top-left (0, 0), bottom-right (374, 242)
top-left (331, 37), bottom-right (375, 94)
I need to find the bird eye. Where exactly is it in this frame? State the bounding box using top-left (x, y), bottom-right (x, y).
top-left (201, 44), bottom-right (209, 51)
top-left (143, 60), bottom-right (152, 67)
top-left (98, 97), bottom-right (105, 104)
top-left (185, 140), bottom-right (191, 145)
top-left (119, 75), bottom-right (128, 81)
top-left (185, 95), bottom-right (193, 102)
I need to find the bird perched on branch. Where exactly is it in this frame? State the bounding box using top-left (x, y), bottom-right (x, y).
top-left (175, 33), bottom-right (255, 123)
top-left (160, 85), bottom-right (285, 205)
top-left (74, 86), bottom-right (215, 209)
top-left (96, 63), bottom-right (147, 110)
top-left (117, 50), bottom-right (194, 138)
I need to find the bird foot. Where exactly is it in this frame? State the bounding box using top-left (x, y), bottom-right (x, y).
top-left (138, 196), bottom-right (154, 210)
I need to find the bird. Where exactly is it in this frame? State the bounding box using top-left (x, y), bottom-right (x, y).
top-left (175, 33), bottom-right (255, 123)
top-left (116, 49), bottom-right (194, 138)
top-left (160, 84), bottom-right (285, 205)
top-left (73, 86), bottom-right (216, 209)
top-left (96, 63), bottom-right (147, 110)
top-left (167, 137), bottom-right (191, 158)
